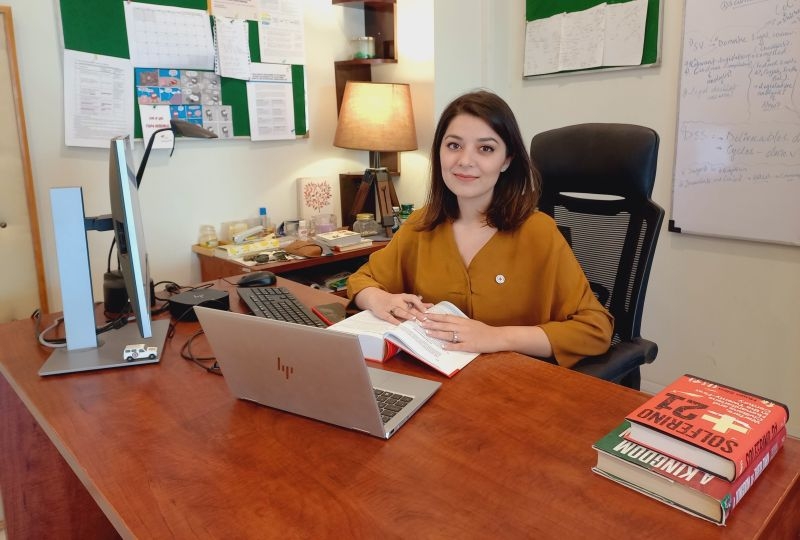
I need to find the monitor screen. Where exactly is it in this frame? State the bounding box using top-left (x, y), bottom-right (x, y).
top-left (108, 135), bottom-right (152, 338)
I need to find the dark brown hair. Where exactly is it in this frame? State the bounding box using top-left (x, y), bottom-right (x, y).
top-left (419, 90), bottom-right (540, 231)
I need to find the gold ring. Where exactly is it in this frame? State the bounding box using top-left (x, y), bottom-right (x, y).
top-left (452, 331), bottom-right (459, 343)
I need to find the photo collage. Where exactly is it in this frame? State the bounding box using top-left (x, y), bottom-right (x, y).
top-left (135, 68), bottom-right (233, 138)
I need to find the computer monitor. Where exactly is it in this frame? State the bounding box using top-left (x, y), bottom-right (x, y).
top-left (39, 136), bottom-right (169, 376)
top-left (109, 135), bottom-right (152, 338)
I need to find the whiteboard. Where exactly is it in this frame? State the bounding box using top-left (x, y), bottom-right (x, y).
top-left (671, 0), bottom-right (800, 246)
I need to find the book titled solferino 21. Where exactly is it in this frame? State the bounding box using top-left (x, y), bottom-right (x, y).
top-left (625, 374), bottom-right (789, 481)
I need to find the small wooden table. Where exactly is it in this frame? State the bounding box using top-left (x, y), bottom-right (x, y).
top-left (1, 278), bottom-right (798, 539)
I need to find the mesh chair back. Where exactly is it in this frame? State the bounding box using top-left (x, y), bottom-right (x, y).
top-left (530, 123), bottom-right (664, 345)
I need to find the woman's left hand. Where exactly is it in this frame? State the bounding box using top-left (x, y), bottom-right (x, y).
top-left (417, 312), bottom-right (502, 353)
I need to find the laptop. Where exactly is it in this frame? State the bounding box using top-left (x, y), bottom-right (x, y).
top-left (194, 306), bottom-right (441, 439)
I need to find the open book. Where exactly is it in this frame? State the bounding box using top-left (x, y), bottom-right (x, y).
top-left (327, 301), bottom-right (479, 377)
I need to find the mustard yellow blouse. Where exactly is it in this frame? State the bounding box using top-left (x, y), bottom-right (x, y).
top-left (347, 209), bottom-right (613, 367)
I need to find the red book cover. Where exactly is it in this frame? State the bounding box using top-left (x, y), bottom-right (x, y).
top-left (593, 421), bottom-right (787, 525)
top-left (624, 374), bottom-right (789, 481)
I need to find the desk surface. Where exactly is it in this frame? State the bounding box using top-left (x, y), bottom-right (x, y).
top-left (1, 279), bottom-right (798, 539)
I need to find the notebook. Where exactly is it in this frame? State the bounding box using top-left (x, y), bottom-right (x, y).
top-left (194, 306), bottom-right (441, 439)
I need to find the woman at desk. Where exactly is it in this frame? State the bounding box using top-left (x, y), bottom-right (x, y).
top-left (347, 90), bottom-right (612, 367)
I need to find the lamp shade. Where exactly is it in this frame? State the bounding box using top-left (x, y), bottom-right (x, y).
top-left (333, 81), bottom-right (417, 153)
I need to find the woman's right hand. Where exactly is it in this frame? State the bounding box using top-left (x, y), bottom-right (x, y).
top-left (354, 287), bottom-right (432, 323)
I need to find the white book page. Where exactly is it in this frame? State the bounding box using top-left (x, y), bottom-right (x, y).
top-left (385, 302), bottom-right (478, 376)
top-left (328, 309), bottom-right (393, 339)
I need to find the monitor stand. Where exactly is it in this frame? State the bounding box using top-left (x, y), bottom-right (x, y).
top-left (42, 186), bottom-right (169, 377)
top-left (39, 319), bottom-right (170, 376)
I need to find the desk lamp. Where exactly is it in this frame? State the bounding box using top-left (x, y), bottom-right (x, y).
top-left (333, 81), bottom-right (417, 232)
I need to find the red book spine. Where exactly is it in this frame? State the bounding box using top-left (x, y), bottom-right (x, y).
top-left (729, 427), bottom-right (786, 509)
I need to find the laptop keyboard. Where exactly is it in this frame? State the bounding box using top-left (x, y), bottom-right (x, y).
top-left (374, 388), bottom-right (413, 424)
top-left (237, 286), bottom-right (326, 328)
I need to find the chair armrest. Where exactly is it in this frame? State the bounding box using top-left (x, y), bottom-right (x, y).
top-left (570, 338), bottom-right (658, 384)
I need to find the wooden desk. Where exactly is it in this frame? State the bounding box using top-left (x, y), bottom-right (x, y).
top-left (1, 279), bottom-right (798, 539)
top-left (193, 242), bottom-right (385, 282)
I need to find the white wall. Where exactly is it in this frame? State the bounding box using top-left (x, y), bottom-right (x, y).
top-left (434, 0), bottom-right (799, 436)
top-left (9, 0), bottom-right (798, 435)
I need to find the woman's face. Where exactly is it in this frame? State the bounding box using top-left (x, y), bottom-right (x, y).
top-left (440, 113), bottom-right (512, 209)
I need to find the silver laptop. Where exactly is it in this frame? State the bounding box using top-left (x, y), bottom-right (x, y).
top-left (194, 306), bottom-right (440, 439)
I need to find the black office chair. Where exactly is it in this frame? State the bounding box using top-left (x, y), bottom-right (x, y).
top-left (530, 123), bottom-right (664, 390)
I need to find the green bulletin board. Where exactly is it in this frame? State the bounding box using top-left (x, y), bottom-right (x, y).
top-left (59, 0), bottom-right (307, 138)
top-left (524, 0), bottom-right (662, 77)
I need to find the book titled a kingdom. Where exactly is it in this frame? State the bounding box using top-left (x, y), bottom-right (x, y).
top-left (624, 374), bottom-right (789, 481)
top-left (593, 420), bottom-right (786, 525)
top-left (327, 301), bottom-right (478, 377)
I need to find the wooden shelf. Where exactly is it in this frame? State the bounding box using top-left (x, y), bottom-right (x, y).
top-left (334, 58), bottom-right (398, 67)
top-left (332, 1), bottom-right (395, 9)
top-left (193, 241), bottom-right (387, 284)
top-left (333, 0), bottom-right (401, 177)
top-left (333, 0), bottom-right (397, 110)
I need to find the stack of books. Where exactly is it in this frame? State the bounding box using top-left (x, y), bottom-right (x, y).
top-left (592, 374), bottom-right (789, 526)
top-left (315, 229), bottom-right (362, 248)
top-left (315, 229), bottom-right (374, 252)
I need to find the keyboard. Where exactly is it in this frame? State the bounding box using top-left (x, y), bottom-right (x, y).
top-left (374, 388), bottom-right (413, 424)
top-left (237, 286), bottom-right (326, 328)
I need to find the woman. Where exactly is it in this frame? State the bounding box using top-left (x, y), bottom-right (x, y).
top-left (347, 90), bottom-right (612, 367)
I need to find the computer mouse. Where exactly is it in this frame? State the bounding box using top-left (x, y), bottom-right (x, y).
top-left (236, 271), bottom-right (277, 287)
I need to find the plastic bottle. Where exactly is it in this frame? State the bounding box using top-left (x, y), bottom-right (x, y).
top-left (391, 206), bottom-right (402, 233)
top-left (298, 219), bottom-right (309, 240)
top-left (259, 207), bottom-right (274, 235)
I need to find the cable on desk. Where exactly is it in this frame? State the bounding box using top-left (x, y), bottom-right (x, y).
top-left (33, 309), bottom-right (66, 348)
top-left (180, 328), bottom-right (221, 375)
top-left (165, 302), bottom-right (204, 339)
top-left (160, 281), bottom-right (221, 339)
top-left (153, 280), bottom-right (182, 302)
top-left (32, 307), bottom-right (132, 349)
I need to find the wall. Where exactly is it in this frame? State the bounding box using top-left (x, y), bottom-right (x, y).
top-left (6, 0), bottom-right (434, 311)
top-left (434, 0), bottom-right (799, 436)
